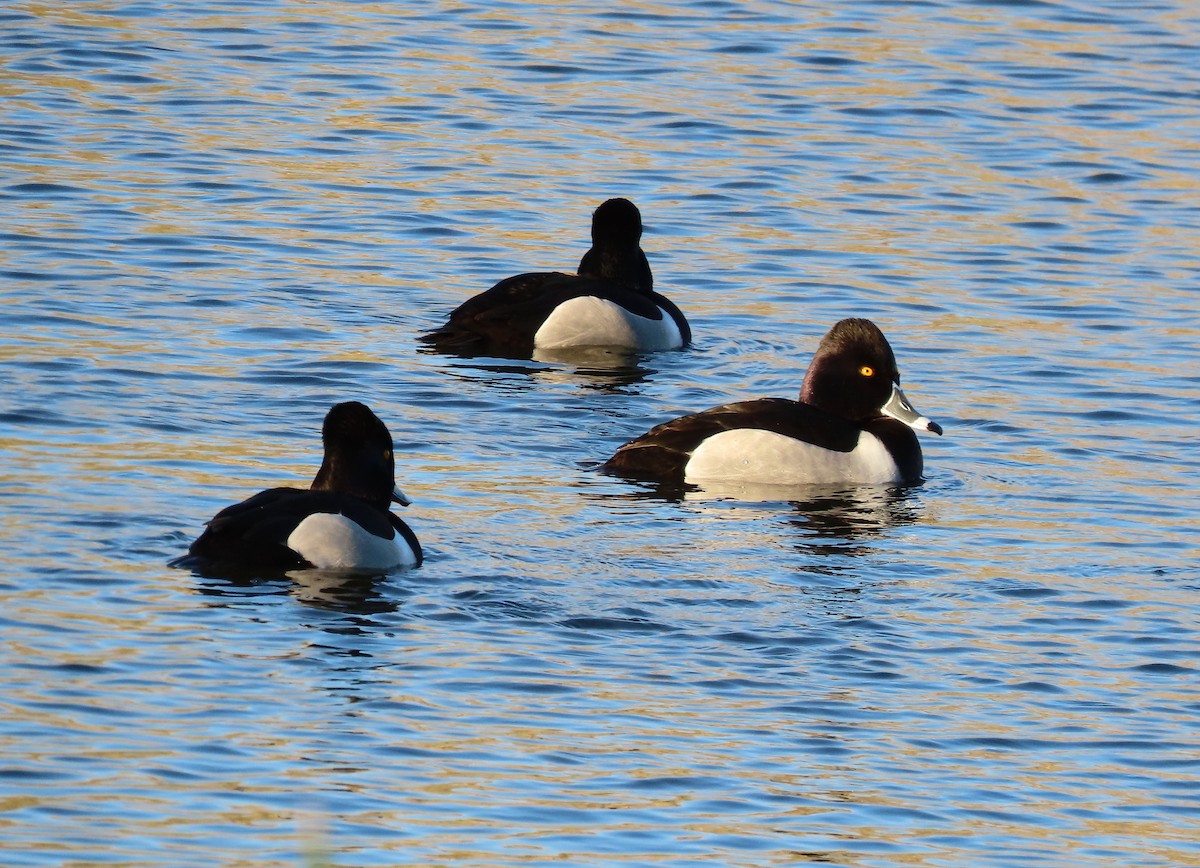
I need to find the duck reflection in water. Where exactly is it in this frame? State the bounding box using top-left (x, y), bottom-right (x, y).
top-left (439, 348), bottom-right (658, 397)
top-left (605, 476), bottom-right (923, 543)
top-left (781, 484), bottom-right (924, 553)
top-left (188, 563), bottom-right (402, 616)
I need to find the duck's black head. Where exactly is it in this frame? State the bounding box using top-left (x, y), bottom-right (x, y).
top-left (591, 197), bottom-right (643, 246)
top-left (800, 318), bottom-right (941, 435)
top-left (578, 198), bottom-right (653, 292)
top-left (311, 401), bottom-right (408, 508)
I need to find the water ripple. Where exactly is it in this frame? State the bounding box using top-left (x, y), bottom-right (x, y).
top-left (1, 0), bottom-right (1199, 865)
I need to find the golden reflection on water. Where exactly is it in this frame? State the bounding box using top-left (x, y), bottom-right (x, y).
top-left (2, 0), bottom-right (1199, 865)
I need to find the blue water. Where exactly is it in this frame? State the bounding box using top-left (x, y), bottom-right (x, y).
top-left (2, 1), bottom-right (1199, 866)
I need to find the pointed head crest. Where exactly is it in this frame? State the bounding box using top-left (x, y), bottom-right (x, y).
top-left (591, 197), bottom-right (643, 246)
top-left (800, 318), bottom-right (899, 420)
top-left (313, 401), bottom-right (398, 508)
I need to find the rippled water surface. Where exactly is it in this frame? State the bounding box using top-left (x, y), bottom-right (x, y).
top-left (2, 1), bottom-right (1199, 865)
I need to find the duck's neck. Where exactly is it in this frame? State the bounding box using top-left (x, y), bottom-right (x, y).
top-left (578, 245), bottom-right (653, 292)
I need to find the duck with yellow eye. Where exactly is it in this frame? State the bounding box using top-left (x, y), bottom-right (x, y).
top-left (603, 318), bottom-right (942, 489)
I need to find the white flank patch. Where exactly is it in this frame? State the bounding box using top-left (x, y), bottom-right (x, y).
top-left (684, 428), bottom-right (900, 485)
top-left (534, 296), bottom-right (682, 351)
top-left (286, 512), bottom-right (417, 571)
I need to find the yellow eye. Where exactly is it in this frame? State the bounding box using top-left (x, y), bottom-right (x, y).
top-left (859, 365), bottom-right (874, 377)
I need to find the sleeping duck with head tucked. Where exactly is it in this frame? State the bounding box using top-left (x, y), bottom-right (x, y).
top-left (420, 198), bottom-right (690, 358)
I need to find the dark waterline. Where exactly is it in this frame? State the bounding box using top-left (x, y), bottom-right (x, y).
top-left (2, 0), bottom-right (1199, 866)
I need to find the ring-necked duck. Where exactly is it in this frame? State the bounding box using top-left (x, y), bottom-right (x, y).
top-left (603, 318), bottom-right (942, 487)
top-left (186, 402), bottom-right (422, 571)
top-left (419, 198), bottom-right (690, 357)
